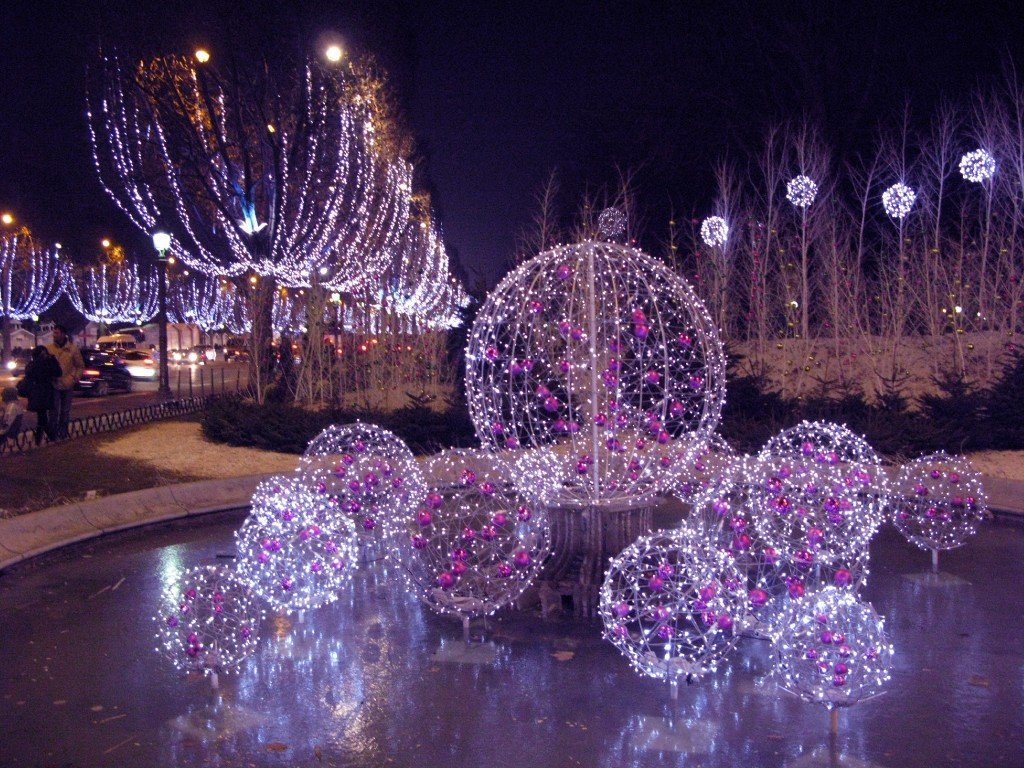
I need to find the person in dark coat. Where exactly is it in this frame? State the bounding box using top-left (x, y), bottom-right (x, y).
top-left (21, 345), bottom-right (61, 444)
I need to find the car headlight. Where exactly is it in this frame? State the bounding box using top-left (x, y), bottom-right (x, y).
top-left (188, 352), bottom-right (198, 362)
top-left (4, 360), bottom-right (15, 371)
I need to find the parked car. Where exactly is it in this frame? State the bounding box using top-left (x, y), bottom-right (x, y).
top-left (116, 349), bottom-right (158, 379)
top-left (76, 350), bottom-right (133, 396)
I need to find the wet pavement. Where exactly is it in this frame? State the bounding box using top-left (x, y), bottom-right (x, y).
top-left (1, 509), bottom-right (1022, 768)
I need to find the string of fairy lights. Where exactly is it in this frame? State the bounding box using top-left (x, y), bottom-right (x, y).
top-left (64, 259), bottom-right (159, 325)
top-left (0, 232), bottom-right (64, 321)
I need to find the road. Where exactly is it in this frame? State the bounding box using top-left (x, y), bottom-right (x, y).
top-left (1, 361), bottom-right (249, 420)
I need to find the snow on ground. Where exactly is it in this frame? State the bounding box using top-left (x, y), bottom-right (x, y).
top-left (97, 421), bottom-right (298, 478)
top-left (964, 450), bottom-right (1024, 481)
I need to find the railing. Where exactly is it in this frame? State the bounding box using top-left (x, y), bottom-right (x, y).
top-left (1, 388), bottom-right (250, 457)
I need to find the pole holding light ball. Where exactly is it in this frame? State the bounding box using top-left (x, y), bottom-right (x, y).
top-left (153, 231), bottom-right (172, 395)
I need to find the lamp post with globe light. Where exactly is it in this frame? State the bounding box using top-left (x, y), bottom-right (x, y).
top-left (153, 231), bottom-right (172, 394)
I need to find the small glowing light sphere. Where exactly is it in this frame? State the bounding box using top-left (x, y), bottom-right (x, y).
top-left (235, 479), bottom-right (358, 613)
top-left (194, 49), bottom-right (211, 63)
top-left (882, 182), bottom-right (916, 220)
top-left (959, 149), bottom-right (996, 183)
top-left (298, 423), bottom-right (425, 559)
top-left (324, 45), bottom-right (344, 63)
top-left (600, 528), bottom-right (748, 682)
top-left (700, 216), bottom-right (729, 247)
top-left (155, 564), bottom-right (261, 676)
top-left (466, 239), bottom-right (726, 508)
top-left (892, 452), bottom-right (987, 553)
top-left (395, 450), bottom-right (550, 619)
top-left (687, 461), bottom-right (827, 637)
top-left (770, 587), bottom-right (893, 710)
top-left (597, 207), bottom-right (628, 241)
top-left (752, 421), bottom-right (887, 584)
top-left (1, 213), bottom-right (13, 226)
top-left (786, 175), bottom-right (819, 209)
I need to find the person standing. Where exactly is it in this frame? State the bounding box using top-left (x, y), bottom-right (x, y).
top-left (21, 345), bottom-right (61, 444)
top-left (47, 323), bottom-right (84, 440)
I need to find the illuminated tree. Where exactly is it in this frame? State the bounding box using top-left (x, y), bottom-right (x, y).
top-left (88, 50), bottom-right (412, 400)
top-left (168, 273), bottom-right (232, 334)
top-left (64, 258), bottom-right (159, 331)
top-left (0, 232), bottom-right (64, 359)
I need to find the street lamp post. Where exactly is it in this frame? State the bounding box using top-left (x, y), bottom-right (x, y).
top-left (152, 231), bottom-right (172, 395)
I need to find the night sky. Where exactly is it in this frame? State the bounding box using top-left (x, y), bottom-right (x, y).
top-left (2, 0), bottom-right (1023, 291)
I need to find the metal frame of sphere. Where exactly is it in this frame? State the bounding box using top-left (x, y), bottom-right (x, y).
top-left (599, 528), bottom-right (748, 694)
top-left (770, 586), bottom-right (893, 726)
top-left (395, 449), bottom-right (551, 631)
top-left (465, 238), bottom-right (726, 509)
top-left (298, 422), bottom-right (426, 560)
top-left (892, 451), bottom-right (987, 570)
top-left (235, 481), bottom-right (359, 613)
top-left (154, 564), bottom-right (262, 683)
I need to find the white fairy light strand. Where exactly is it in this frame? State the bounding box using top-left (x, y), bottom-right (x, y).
top-left (64, 259), bottom-right (159, 324)
top-left (88, 54), bottom-right (411, 288)
top-left (465, 239), bottom-right (726, 508)
top-left (0, 233), bottom-right (64, 320)
top-left (168, 273), bottom-right (233, 331)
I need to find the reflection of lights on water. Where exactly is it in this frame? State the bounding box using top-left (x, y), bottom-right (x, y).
top-left (157, 546), bottom-right (184, 592)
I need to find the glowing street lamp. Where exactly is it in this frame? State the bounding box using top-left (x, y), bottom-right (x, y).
top-left (153, 231), bottom-right (172, 395)
top-left (194, 49), bottom-right (211, 64)
top-left (1, 212), bottom-right (14, 226)
top-left (324, 45), bottom-right (344, 63)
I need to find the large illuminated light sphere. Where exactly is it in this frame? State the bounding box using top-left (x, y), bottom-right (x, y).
top-left (155, 565), bottom-right (261, 676)
top-left (959, 149), bottom-right (996, 183)
top-left (700, 216), bottom-right (729, 247)
top-left (786, 175), bottom-right (819, 208)
top-left (882, 182), bottom-right (916, 220)
top-left (770, 587), bottom-right (893, 710)
top-left (466, 240), bottom-right (726, 508)
top-left (892, 452), bottom-right (987, 555)
top-left (396, 450), bottom-right (550, 619)
top-left (599, 528), bottom-right (747, 682)
top-left (298, 423), bottom-right (425, 557)
top-left (752, 422), bottom-right (887, 586)
top-left (235, 482), bottom-right (358, 612)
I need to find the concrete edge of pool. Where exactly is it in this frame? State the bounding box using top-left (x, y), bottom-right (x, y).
top-left (0, 473), bottom-right (275, 572)
top-left (1, 469), bottom-right (1021, 574)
